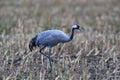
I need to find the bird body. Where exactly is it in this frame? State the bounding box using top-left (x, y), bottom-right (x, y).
top-left (29, 24), bottom-right (84, 72)
top-left (36, 30), bottom-right (70, 47)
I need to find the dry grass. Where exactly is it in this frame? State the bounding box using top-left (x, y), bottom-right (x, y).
top-left (0, 0), bottom-right (120, 80)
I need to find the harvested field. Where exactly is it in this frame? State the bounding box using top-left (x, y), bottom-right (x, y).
top-left (0, 0), bottom-right (120, 80)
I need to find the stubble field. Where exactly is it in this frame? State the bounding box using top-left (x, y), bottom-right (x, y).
top-left (0, 0), bottom-right (120, 80)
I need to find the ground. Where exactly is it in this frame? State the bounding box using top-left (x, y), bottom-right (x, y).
top-left (0, 0), bottom-right (120, 80)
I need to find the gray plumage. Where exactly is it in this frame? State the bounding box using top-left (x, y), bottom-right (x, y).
top-left (29, 24), bottom-right (84, 72)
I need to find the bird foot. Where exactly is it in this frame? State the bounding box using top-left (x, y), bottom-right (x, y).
top-left (50, 58), bottom-right (58, 63)
top-left (50, 57), bottom-right (58, 63)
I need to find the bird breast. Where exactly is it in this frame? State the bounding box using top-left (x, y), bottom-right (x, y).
top-left (36, 30), bottom-right (70, 47)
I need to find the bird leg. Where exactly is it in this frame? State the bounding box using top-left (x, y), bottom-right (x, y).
top-left (39, 46), bottom-right (53, 72)
top-left (48, 47), bottom-right (53, 72)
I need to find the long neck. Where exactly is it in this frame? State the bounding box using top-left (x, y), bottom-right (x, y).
top-left (69, 28), bottom-right (74, 40)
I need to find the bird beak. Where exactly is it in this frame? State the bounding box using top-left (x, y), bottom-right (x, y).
top-left (79, 26), bottom-right (85, 32)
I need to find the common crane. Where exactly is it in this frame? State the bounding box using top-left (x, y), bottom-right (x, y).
top-left (29, 24), bottom-right (84, 72)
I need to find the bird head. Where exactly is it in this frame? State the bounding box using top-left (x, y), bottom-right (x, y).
top-left (72, 24), bottom-right (85, 32)
top-left (29, 36), bottom-right (37, 51)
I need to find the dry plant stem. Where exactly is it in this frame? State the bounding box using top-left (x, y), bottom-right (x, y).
top-left (23, 50), bottom-right (31, 60)
top-left (82, 56), bottom-right (88, 80)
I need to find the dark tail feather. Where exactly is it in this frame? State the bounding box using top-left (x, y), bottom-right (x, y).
top-left (29, 35), bottom-right (37, 51)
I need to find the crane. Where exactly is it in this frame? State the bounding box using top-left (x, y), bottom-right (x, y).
top-left (29, 24), bottom-right (84, 72)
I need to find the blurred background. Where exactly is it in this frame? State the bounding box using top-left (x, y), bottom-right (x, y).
top-left (0, 0), bottom-right (120, 34)
top-left (0, 0), bottom-right (120, 80)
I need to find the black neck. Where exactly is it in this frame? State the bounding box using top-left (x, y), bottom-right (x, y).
top-left (70, 28), bottom-right (74, 40)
